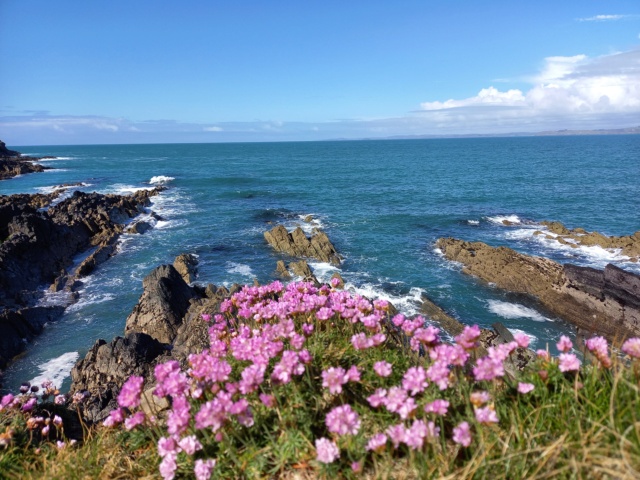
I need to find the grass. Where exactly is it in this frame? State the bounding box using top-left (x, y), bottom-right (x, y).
top-left (2, 281), bottom-right (640, 479)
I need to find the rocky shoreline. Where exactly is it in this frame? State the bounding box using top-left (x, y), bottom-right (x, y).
top-left (436, 237), bottom-right (640, 344)
top-left (0, 174), bottom-right (166, 373)
top-left (0, 140), bottom-right (55, 180)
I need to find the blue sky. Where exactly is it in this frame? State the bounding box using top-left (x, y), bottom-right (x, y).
top-left (1, 1), bottom-right (639, 145)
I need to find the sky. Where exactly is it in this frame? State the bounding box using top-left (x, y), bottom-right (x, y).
top-left (1, 1), bottom-right (639, 145)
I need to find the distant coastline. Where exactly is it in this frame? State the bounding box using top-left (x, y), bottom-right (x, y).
top-left (350, 125), bottom-right (640, 142)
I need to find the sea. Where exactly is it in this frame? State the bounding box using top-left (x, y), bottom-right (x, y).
top-left (1, 136), bottom-right (639, 393)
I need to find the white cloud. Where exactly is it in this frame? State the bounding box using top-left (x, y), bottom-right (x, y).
top-left (418, 49), bottom-right (640, 126)
top-left (578, 14), bottom-right (629, 22)
top-left (203, 126), bottom-right (223, 132)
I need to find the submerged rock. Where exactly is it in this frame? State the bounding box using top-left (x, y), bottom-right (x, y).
top-left (436, 237), bottom-right (640, 343)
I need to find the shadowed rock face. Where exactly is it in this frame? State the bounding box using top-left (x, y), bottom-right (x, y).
top-left (125, 264), bottom-right (198, 344)
top-left (436, 237), bottom-right (640, 343)
top-left (264, 224), bottom-right (341, 266)
top-left (0, 188), bottom-right (163, 372)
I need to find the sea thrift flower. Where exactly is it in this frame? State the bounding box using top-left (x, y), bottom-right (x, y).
top-left (103, 408), bottom-right (125, 427)
top-left (366, 433), bottom-right (387, 452)
top-left (259, 393), bottom-right (275, 408)
top-left (157, 436), bottom-right (178, 457)
top-left (402, 366), bottom-right (428, 395)
top-left (474, 406), bottom-right (499, 424)
top-left (124, 411), bottom-right (146, 430)
top-left (1, 394), bottom-right (14, 410)
top-left (470, 391), bottom-right (491, 406)
top-left (374, 361), bottom-right (392, 377)
top-left (558, 353), bottom-right (581, 372)
top-left (322, 367), bottom-right (348, 394)
top-left (536, 349), bottom-right (550, 361)
top-left (585, 336), bottom-right (612, 368)
top-left (384, 387), bottom-right (408, 413)
top-left (53, 415), bottom-right (63, 427)
top-left (325, 404), bottom-right (361, 436)
top-left (367, 388), bottom-right (387, 408)
top-left (517, 383), bottom-right (535, 394)
top-left (201, 313), bottom-right (211, 322)
top-left (346, 365), bottom-right (361, 382)
top-left (452, 421), bottom-right (472, 447)
top-left (194, 459), bottom-right (216, 480)
top-left (22, 398), bottom-right (36, 412)
top-left (455, 324), bottom-right (481, 350)
top-left (179, 435), bottom-right (203, 455)
top-left (424, 399), bottom-right (449, 416)
top-left (118, 375), bottom-right (144, 409)
top-left (557, 335), bottom-right (573, 352)
top-left (315, 437), bottom-right (340, 463)
top-left (386, 424), bottom-right (407, 449)
top-left (54, 394), bottom-right (66, 405)
top-left (159, 452), bottom-right (178, 480)
top-left (427, 360), bottom-right (451, 390)
top-left (473, 356), bottom-right (504, 381)
top-left (330, 277), bottom-right (341, 288)
top-left (514, 332), bottom-right (531, 348)
top-left (622, 338), bottom-right (640, 358)
top-left (351, 461), bottom-right (363, 473)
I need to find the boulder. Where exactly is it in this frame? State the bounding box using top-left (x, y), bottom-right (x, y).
top-left (125, 264), bottom-right (198, 344)
top-left (264, 224), bottom-right (341, 265)
top-left (0, 140), bottom-right (20, 158)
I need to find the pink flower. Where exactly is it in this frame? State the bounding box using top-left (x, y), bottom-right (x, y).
top-left (351, 461), bottom-right (362, 473)
top-left (330, 277), bottom-right (341, 288)
top-left (424, 399), bottom-right (449, 416)
top-left (585, 336), bottom-right (611, 368)
top-left (326, 404), bottom-right (361, 436)
top-left (159, 451), bottom-right (177, 480)
top-left (367, 388), bottom-right (387, 408)
top-left (469, 391), bottom-right (491, 407)
top-left (473, 356), bottom-right (504, 381)
top-left (103, 407), bottom-right (125, 427)
top-left (474, 406), bottom-right (499, 424)
top-left (194, 459), bottom-right (216, 480)
top-left (386, 424), bottom-right (407, 449)
top-left (402, 366), bottom-right (428, 395)
top-left (157, 436), bottom-right (178, 457)
top-left (366, 433), bottom-right (387, 452)
top-left (179, 435), bottom-right (203, 455)
top-left (622, 338), bottom-right (640, 358)
top-left (201, 313), bottom-right (211, 322)
top-left (259, 393), bottom-right (275, 408)
top-left (315, 437), bottom-right (340, 464)
top-left (536, 349), bottom-right (550, 360)
top-left (124, 411), bottom-right (146, 430)
top-left (373, 361), bottom-right (392, 377)
top-left (452, 421), bottom-right (472, 447)
top-left (21, 398), bottom-right (36, 412)
top-left (513, 332), bottom-right (530, 348)
top-left (455, 325), bottom-right (481, 350)
top-left (517, 383), bottom-right (535, 394)
top-left (322, 367), bottom-right (348, 394)
top-left (346, 365), bottom-right (361, 382)
top-left (558, 353), bottom-right (581, 372)
top-left (556, 335), bottom-right (573, 353)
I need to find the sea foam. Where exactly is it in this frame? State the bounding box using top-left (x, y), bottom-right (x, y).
top-left (29, 351), bottom-right (79, 391)
top-left (487, 300), bottom-right (552, 322)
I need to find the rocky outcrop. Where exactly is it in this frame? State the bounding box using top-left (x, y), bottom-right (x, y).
top-left (264, 225), bottom-right (341, 266)
top-left (0, 141), bottom-right (55, 180)
top-left (0, 140), bottom-right (20, 158)
top-left (436, 237), bottom-right (640, 343)
top-left (275, 259), bottom-right (320, 285)
top-left (173, 253), bottom-right (198, 284)
top-left (124, 265), bottom-right (198, 344)
top-left (71, 254), bottom-right (237, 422)
top-left (537, 221), bottom-right (640, 262)
top-left (0, 188), bottom-right (164, 371)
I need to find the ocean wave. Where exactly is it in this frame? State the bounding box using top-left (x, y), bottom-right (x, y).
top-left (487, 299), bottom-right (553, 322)
top-left (226, 262), bottom-right (254, 278)
top-left (467, 220), bottom-right (480, 225)
top-left (486, 214), bottom-right (522, 225)
top-left (66, 292), bottom-right (116, 312)
top-left (28, 351), bottom-right (79, 391)
top-left (346, 282), bottom-right (426, 317)
top-left (149, 175), bottom-right (175, 185)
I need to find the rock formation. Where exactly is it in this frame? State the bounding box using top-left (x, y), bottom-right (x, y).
top-left (264, 224), bottom-right (341, 266)
top-left (275, 259), bottom-right (320, 285)
top-left (436, 237), bottom-right (640, 343)
top-left (536, 221), bottom-right (640, 262)
top-left (0, 140), bottom-right (55, 180)
top-left (0, 187), bottom-right (164, 371)
top-left (173, 253), bottom-right (198, 284)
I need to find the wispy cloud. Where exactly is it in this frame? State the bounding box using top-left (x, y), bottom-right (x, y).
top-left (577, 14), bottom-right (635, 22)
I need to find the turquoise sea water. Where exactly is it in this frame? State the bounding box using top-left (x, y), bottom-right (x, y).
top-left (1, 136), bottom-right (639, 393)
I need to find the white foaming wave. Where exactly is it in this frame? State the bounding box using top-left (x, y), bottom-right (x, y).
top-left (506, 227), bottom-right (634, 270)
top-left (347, 282), bottom-right (426, 317)
top-left (31, 156), bottom-right (74, 162)
top-left (226, 262), bottom-right (254, 278)
top-left (508, 328), bottom-right (538, 347)
top-left (36, 289), bottom-right (74, 307)
top-left (66, 292), bottom-right (116, 312)
top-left (29, 351), bottom-right (79, 391)
top-left (149, 175), bottom-right (175, 185)
top-left (487, 300), bottom-right (552, 322)
top-left (297, 214), bottom-right (326, 234)
top-left (467, 220), bottom-right (480, 225)
top-left (308, 261), bottom-right (341, 283)
top-left (487, 214), bottom-right (522, 225)
top-left (104, 183), bottom-right (155, 195)
top-left (35, 182), bottom-right (92, 195)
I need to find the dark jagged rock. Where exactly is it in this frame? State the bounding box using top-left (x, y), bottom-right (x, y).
top-left (173, 253), bottom-right (198, 284)
top-left (0, 188), bottom-right (164, 375)
top-left (264, 224), bottom-right (341, 265)
top-left (125, 264), bottom-right (198, 344)
top-left (274, 259), bottom-right (320, 286)
top-left (70, 332), bottom-right (167, 423)
top-left (436, 237), bottom-right (640, 343)
top-left (0, 141), bottom-right (53, 180)
top-left (0, 140), bottom-right (20, 158)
